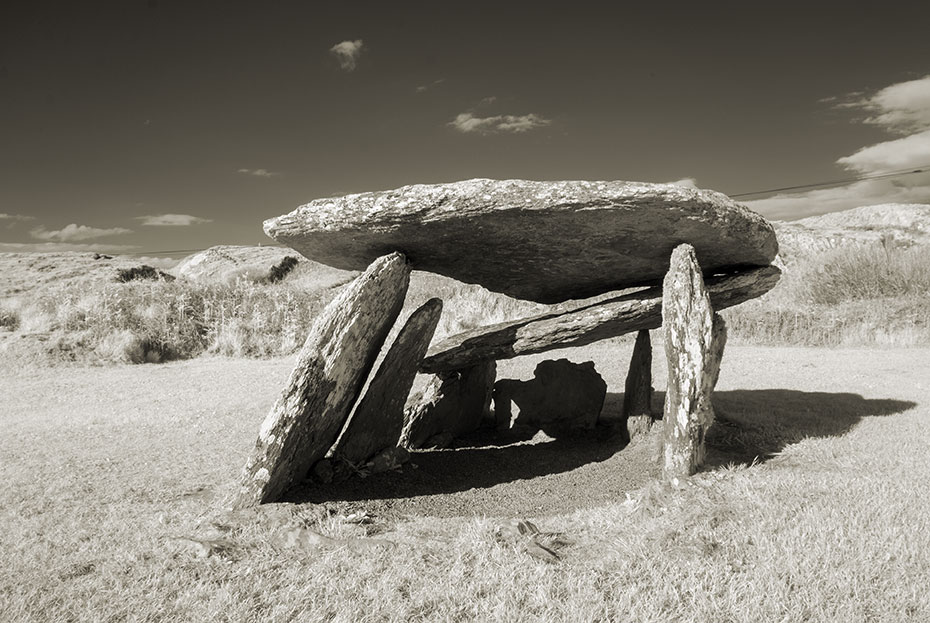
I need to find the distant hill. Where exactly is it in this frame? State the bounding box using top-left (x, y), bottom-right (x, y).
top-left (772, 203), bottom-right (930, 262)
top-left (173, 245), bottom-right (358, 290)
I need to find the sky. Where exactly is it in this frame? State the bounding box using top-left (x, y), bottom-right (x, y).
top-left (2, 1), bottom-right (930, 255)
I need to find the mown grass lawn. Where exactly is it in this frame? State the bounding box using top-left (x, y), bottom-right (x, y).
top-left (1, 345), bottom-right (927, 622)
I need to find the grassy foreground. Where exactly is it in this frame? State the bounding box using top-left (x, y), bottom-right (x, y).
top-left (1, 346), bottom-right (927, 622)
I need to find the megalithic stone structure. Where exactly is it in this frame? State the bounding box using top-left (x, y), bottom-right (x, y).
top-left (661, 244), bottom-right (728, 483)
top-left (231, 252), bottom-right (411, 508)
top-left (622, 329), bottom-right (655, 439)
top-left (334, 297), bottom-right (444, 466)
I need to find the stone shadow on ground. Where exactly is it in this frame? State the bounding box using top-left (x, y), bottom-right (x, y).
top-left (705, 389), bottom-right (917, 468)
top-left (286, 390), bottom-right (916, 507)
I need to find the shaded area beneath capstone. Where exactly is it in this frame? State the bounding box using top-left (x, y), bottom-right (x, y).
top-left (283, 387), bottom-right (914, 519)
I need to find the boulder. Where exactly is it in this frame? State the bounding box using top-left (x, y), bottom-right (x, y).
top-left (334, 298), bottom-right (443, 466)
top-left (661, 244), bottom-right (727, 483)
top-left (420, 264), bottom-right (779, 373)
top-left (400, 360), bottom-right (496, 449)
top-left (493, 359), bottom-right (606, 434)
top-left (264, 178), bottom-right (778, 304)
top-left (231, 252), bottom-right (410, 508)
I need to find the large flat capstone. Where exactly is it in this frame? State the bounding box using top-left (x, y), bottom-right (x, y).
top-left (264, 178), bottom-right (778, 304)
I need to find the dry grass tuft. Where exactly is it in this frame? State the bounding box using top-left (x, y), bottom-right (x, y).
top-left (725, 242), bottom-right (930, 346)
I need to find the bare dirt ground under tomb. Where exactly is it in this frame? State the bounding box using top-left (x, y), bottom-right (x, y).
top-left (1, 342), bottom-right (925, 522)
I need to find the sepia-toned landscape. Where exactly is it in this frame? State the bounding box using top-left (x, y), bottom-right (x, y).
top-left (2, 203), bottom-right (930, 621)
top-left (4, 3), bottom-right (930, 621)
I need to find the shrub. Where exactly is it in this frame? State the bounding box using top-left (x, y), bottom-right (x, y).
top-left (116, 265), bottom-right (176, 283)
top-left (267, 256), bottom-right (299, 283)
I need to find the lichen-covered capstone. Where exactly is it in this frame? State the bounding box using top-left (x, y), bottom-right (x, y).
top-left (231, 252), bottom-right (410, 508)
top-left (264, 178), bottom-right (778, 304)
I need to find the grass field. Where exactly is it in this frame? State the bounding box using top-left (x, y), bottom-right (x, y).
top-left (1, 345), bottom-right (928, 622)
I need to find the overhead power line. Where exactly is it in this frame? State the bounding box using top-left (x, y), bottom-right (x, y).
top-left (730, 164), bottom-right (930, 198)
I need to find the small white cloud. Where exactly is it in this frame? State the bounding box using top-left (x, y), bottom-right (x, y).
top-left (0, 213), bottom-right (35, 229)
top-left (478, 96), bottom-right (498, 107)
top-left (0, 242), bottom-right (139, 253)
top-left (415, 78), bottom-right (445, 93)
top-left (450, 112), bottom-right (551, 135)
top-left (30, 224), bottom-right (132, 242)
top-left (665, 178), bottom-right (699, 189)
top-left (238, 168), bottom-right (281, 178)
top-left (330, 39), bottom-right (364, 72)
top-left (137, 213), bottom-right (213, 227)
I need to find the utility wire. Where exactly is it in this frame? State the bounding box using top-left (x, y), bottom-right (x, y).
top-left (730, 164), bottom-right (930, 198)
top-left (128, 165), bottom-right (930, 256)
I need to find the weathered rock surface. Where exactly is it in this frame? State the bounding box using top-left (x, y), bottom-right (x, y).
top-left (231, 252), bottom-right (410, 508)
top-left (334, 298), bottom-right (443, 466)
top-left (400, 361), bottom-right (496, 449)
top-left (493, 359), bottom-right (606, 434)
top-left (661, 244), bottom-right (727, 483)
top-left (420, 264), bottom-right (779, 373)
top-left (265, 178), bottom-right (778, 304)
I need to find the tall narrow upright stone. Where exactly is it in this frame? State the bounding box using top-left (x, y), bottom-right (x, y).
top-left (334, 298), bottom-right (444, 466)
top-left (661, 244), bottom-right (725, 483)
top-left (231, 252), bottom-right (410, 508)
top-left (623, 329), bottom-right (654, 439)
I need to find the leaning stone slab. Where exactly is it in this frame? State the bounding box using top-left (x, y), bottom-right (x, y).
top-left (264, 178), bottom-right (778, 304)
top-left (334, 298), bottom-right (443, 466)
top-left (493, 359), bottom-right (606, 434)
top-left (231, 252), bottom-right (410, 508)
top-left (400, 360), bottom-right (496, 449)
top-left (661, 244), bottom-right (728, 483)
top-left (420, 264), bottom-right (779, 373)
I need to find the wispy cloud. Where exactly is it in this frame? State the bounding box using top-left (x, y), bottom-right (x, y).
top-left (745, 75), bottom-right (930, 220)
top-left (0, 213), bottom-right (35, 229)
top-left (136, 213), bottom-right (212, 227)
top-left (849, 75), bottom-right (930, 134)
top-left (415, 78), bottom-right (445, 93)
top-left (30, 224), bottom-right (132, 242)
top-left (237, 168), bottom-right (281, 178)
top-left (0, 242), bottom-right (138, 253)
top-left (0, 213), bottom-right (34, 222)
top-left (450, 112), bottom-right (551, 135)
top-left (330, 39), bottom-right (364, 72)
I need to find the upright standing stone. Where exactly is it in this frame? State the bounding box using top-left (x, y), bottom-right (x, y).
top-left (661, 244), bottom-right (725, 483)
top-left (400, 360), bottom-right (496, 449)
top-left (623, 330), bottom-right (655, 439)
top-left (231, 252), bottom-right (410, 508)
top-left (334, 298), bottom-right (443, 466)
